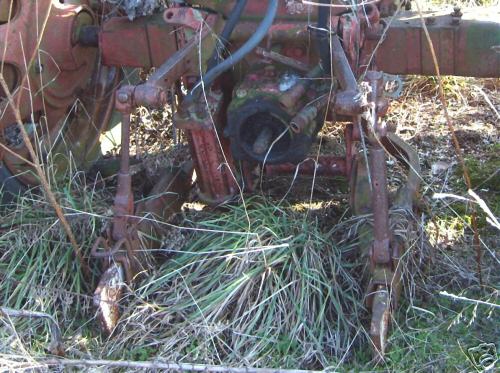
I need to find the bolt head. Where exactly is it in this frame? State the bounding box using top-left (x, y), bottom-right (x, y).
top-left (117, 92), bottom-right (129, 103)
top-left (236, 88), bottom-right (247, 98)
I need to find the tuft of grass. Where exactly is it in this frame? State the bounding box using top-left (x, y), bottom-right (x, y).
top-left (464, 143), bottom-right (500, 192)
top-left (102, 198), bottom-right (366, 369)
top-left (0, 175), bottom-right (110, 357)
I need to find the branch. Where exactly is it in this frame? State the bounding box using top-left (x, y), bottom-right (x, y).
top-left (439, 291), bottom-right (500, 309)
top-left (0, 307), bottom-right (64, 356)
top-left (39, 358), bottom-right (323, 373)
top-left (415, 0), bottom-right (483, 286)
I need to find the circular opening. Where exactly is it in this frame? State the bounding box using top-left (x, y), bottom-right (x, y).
top-left (0, 0), bottom-right (18, 24)
top-left (289, 121), bottom-right (300, 133)
top-left (364, 4), bottom-right (374, 14)
top-left (0, 63), bottom-right (19, 101)
top-left (240, 112), bottom-right (291, 162)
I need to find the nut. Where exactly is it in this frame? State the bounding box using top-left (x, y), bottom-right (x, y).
top-left (425, 16), bottom-right (436, 26)
top-left (117, 92), bottom-right (129, 103)
top-left (453, 6), bottom-right (462, 17)
top-left (235, 88), bottom-right (247, 98)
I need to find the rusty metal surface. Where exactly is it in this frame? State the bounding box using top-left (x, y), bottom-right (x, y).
top-left (289, 95), bottom-right (329, 134)
top-left (0, 0), bottom-right (98, 116)
top-left (188, 128), bottom-right (238, 204)
top-left (99, 14), bottom-right (177, 68)
top-left (366, 72), bottom-right (392, 267)
top-left (369, 285), bottom-right (391, 361)
top-left (111, 113), bottom-right (134, 241)
top-left (0, 0), bottom-right (123, 199)
top-left (279, 65), bottom-right (324, 110)
top-left (90, 95), bottom-right (155, 331)
top-left (331, 34), bottom-right (359, 92)
top-left (136, 164), bottom-right (193, 249)
top-left (363, 8), bottom-right (500, 77)
top-left (163, 6), bottom-right (209, 30)
top-left (368, 145), bottom-right (391, 265)
top-left (93, 263), bottom-right (125, 334)
top-left (384, 132), bottom-right (421, 210)
top-left (184, 0), bottom-right (381, 19)
top-left (92, 161), bottom-right (193, 331)
top-left (183, 91), bottom-right (239, 203)
top-left (176, 88), bottom-right (239, 204)
top-left (96, 6), bottom-right (499, 78)
top-left (0, 2), bottom-right (93, 109)
top-left (100, 7), bottom-right (217, 70)
top-left (255, 47), bottom-right (310, 73)
top-left (232, 9), bottom-right (498, 78)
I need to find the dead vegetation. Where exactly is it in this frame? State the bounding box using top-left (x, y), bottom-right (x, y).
top-left (0, 1), bottom-right (499, 372)
top-left (0, 72), bottom-right (498, 371)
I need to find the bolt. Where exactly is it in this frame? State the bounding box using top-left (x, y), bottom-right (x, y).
top-left (117, 92), bottom-right (129, 103)
top-left (451, 5), bottom-right (462, 25)
top-left (425, 16), bottom-right (436, 26)
top-left (235, 88), bottom-right (247, 98)
top-left (453, 5), bottom-right (462, 17)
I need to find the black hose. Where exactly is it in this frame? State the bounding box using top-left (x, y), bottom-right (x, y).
top-left (187, 0), bottom-right (278, 101)
top-left (317, 0), bottom-right (331, 74)
top-left (206, 0), bottom-right (248, 71)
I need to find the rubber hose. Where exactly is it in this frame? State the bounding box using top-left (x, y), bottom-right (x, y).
top-left (317, 0), bottom-right (331, 73)
top-left (206, 0), bottom-right (248, 71)
top-left (187, 0), bottom-right (278, 101)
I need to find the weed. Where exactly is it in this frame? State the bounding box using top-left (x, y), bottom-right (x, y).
top-left (101, 198), bottom-right (366, 369)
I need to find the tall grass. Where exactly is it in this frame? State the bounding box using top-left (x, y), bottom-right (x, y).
top-left (0, 173), bottom-right (109, 357)
top-left (100, 198), bottom-right (365, 369)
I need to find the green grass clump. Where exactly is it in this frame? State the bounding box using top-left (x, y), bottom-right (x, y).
top-left (464, 144), bottom-right (500, 192)
top-left (104, 198), bottom-right (365, 369)
top-left (453, 143), bottom-right (500, 223)
top-left (0, 179), bottom-right (108, 356)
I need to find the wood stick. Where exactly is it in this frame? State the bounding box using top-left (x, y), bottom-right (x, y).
top-left (40, 358), bottom-right (324, 373)
top-left (0, 307), bottom-right (64, 356)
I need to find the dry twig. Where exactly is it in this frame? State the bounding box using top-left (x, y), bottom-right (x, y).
top-left (41, 357), bottom-right (324, 372)
top-left (0, 75), bottom-right (91, 279)
top-left (415, 0), bottom-right (483, 285)
top-left (0, 307), bottom-right (64, 356)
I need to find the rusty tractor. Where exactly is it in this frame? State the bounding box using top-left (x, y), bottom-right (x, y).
top-left (0, 0), bottom-right (498, 361)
